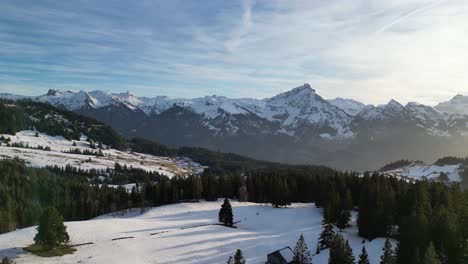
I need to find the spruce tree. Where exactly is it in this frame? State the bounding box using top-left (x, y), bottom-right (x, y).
top-left (380, 239), bottom-right (396, 264)
top-left (422, 242), bottom-right (438, 264)
top-left (319, 223), bottom-right (335, 250)
top-left (328, 234), bottom-right (354, 264)
top-left (233, 249), bottom-right (246, 264)
top-left (34, 207), bottom-right (70, 250)
top-left (344, 240), bottom-right (355, 264)
top-left (1, 257), bottom-right (13, 264)
top-left (226, 256), bottom-right (233, 264)
top-left (218, 198), bottom-right (234, 227)
top-left (358, 246), bottom-right (370, 264)
top-left (336, 210), bottom-right (351, 230)
top-left (293, 234), bottom-right (312, 264)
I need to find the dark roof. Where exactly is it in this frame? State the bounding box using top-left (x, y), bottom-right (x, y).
top-left (267, 246), bottom-right (295, 263)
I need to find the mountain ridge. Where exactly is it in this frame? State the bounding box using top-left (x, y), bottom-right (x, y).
top-left (3, 84), bottom-right (468, 170)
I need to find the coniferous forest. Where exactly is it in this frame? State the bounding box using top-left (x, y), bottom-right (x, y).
top-left (0, 157), bottom-right (467, 263)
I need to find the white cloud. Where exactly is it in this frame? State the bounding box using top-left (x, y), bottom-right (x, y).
top-left (1, 0), bottom-right (468, 105)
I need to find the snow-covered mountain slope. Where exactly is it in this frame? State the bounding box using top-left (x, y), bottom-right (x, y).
top-left (327, 98), bottom-right (366, 116)
top-left (0, 130), bottom-right (205, 176)
top-left (435, 94), bottom-right (468, 115)
top-left (0, 84), bottom-right (358, 138)
top-left (382, 162), bottom-right (461, 182)
top-left (4, 85), bottom-right (468, 139)
top-left (258, 84), bottom-right (353, 137)
top-left (0, 200), bottom-right (393, 264)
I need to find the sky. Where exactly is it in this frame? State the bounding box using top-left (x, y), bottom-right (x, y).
top-left (1, 0), bottom-right (468, 105)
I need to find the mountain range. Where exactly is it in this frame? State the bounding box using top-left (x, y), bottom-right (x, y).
top-left (3, 84), bottom-right (468, 170)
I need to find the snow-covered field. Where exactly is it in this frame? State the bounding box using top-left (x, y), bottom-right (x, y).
top-left (384, 163), bottom-right (461, 182)
top-left (0, 201), bottom-right (391, 264)
top-left (0, 130), bottom-right (206, 177)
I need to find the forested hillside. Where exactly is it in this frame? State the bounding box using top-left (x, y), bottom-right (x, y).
top-left (0, 99), bottom-right (124, 148)
top-left (1, 158), bottom-right (467, 263)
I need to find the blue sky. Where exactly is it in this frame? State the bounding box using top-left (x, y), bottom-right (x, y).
top-left (1, 0), bottom-right (468, 105)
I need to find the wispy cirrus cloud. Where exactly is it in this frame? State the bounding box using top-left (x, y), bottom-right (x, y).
top-left (0, 0), bottom-right (468, 105)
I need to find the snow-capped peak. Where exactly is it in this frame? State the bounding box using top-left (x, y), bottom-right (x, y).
top-left (385, 99), bottom-right (404, 109)
top-left (435, 94), bottom-right (468, 115)
top-left (328, 98), bottom-right (366, 116)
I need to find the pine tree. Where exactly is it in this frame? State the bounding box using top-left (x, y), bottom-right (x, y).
top-left (380, 239), bottom-right (396, 264)
top-left (328, 234), bottom-right (354, 264)
top-left (422, 242), bottom-right (438, 264)
top-left (34, 207), bottom-right (70, 250)
top-left (336, 210), bottom-right (351, 230)
top-left (233, 249), bottom-right (246, 264)
top-left (293, 234), bottom-right (312, 264)
top-left (226, 256), bottom-right (233, 264)
top-left (218, 198), bottom-right (234, 227)
top-left (319, 223), bottom-right (335, 250)
top-left (344, 240), bottom-right (355, 264)
top-left (358, 246), bottom-right (370, 264)
top-left (1, 257), bottom-right (13, 264)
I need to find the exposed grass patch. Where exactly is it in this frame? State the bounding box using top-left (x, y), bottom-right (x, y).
top-left (23, 244), bottom-right (76, 257)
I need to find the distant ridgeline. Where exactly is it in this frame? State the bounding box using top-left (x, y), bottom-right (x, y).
top-left (0, 99), bottom-right (124, 149)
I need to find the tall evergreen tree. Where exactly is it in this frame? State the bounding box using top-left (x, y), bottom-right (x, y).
top-left (218, 198), bottom-right (234, 227)
top-left (233, 249), bottom-right (246, 264)
top-left (344, 240), bottom-right (355, 264)
top-left (422, 242), bottom-right (438, 264)
top-left (336, 210), bottom-right (351, 230)
top-left (380, 239), bottom-right (396, 264)
top-left (358, 246), bottom-right (370, 264)
top-left (319, 223), bottom-right (335, 250)
top-left (34, 207), bottom-right (70, 250)
top-left (293, 234), bottom-right (312, 264)
top-left (328, 234), bottom-right (354, 264)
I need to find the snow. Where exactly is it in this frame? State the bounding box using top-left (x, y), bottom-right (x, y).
top-left (0, 200), bottom-right (392, 264)
top-left (0, 84), bottom-right (356, 138)
top-left (327, 98), bottom-right (366, 116)
top-left (278, 247), bottom-right (294, 262)
top-left (435, 94), bottom-right (468, 115)
top-left (384, 163), bottom-right (461, 182)
top-left (0, 130), bottom-right (206, 177)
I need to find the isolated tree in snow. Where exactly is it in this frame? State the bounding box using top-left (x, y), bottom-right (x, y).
top-left (218, 198), bottom-right (233, 227)
top-left (380, 239), bottom-right (396, 264)
top-left (233, 249), bottom-right (246, 264)
top-left (293, 234), bottom-right (312, 264)
top-left (358, 246), bottom-right (370, 264)
top-left (422, 242), bottom-right (438, 264)
top-left (34, 207), bottom-right (69, 250)
top-left (319, 223), bottom-right (335, 250)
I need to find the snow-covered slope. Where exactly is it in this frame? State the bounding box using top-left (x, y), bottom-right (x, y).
top-left (0, 130), bottom-right (206, 176)
top-left (3, 85), bottom-right (468, 142)
top-left (258, 84), bottom-right (353, 137)
top-left (382, 162), bottom-right (461, 182)
top-left (0, 200), bottom-right (393, 264)
top-left (327, 98), bottom-right (366, 116)
top-left (435, 94), bottom-right (468, 115)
